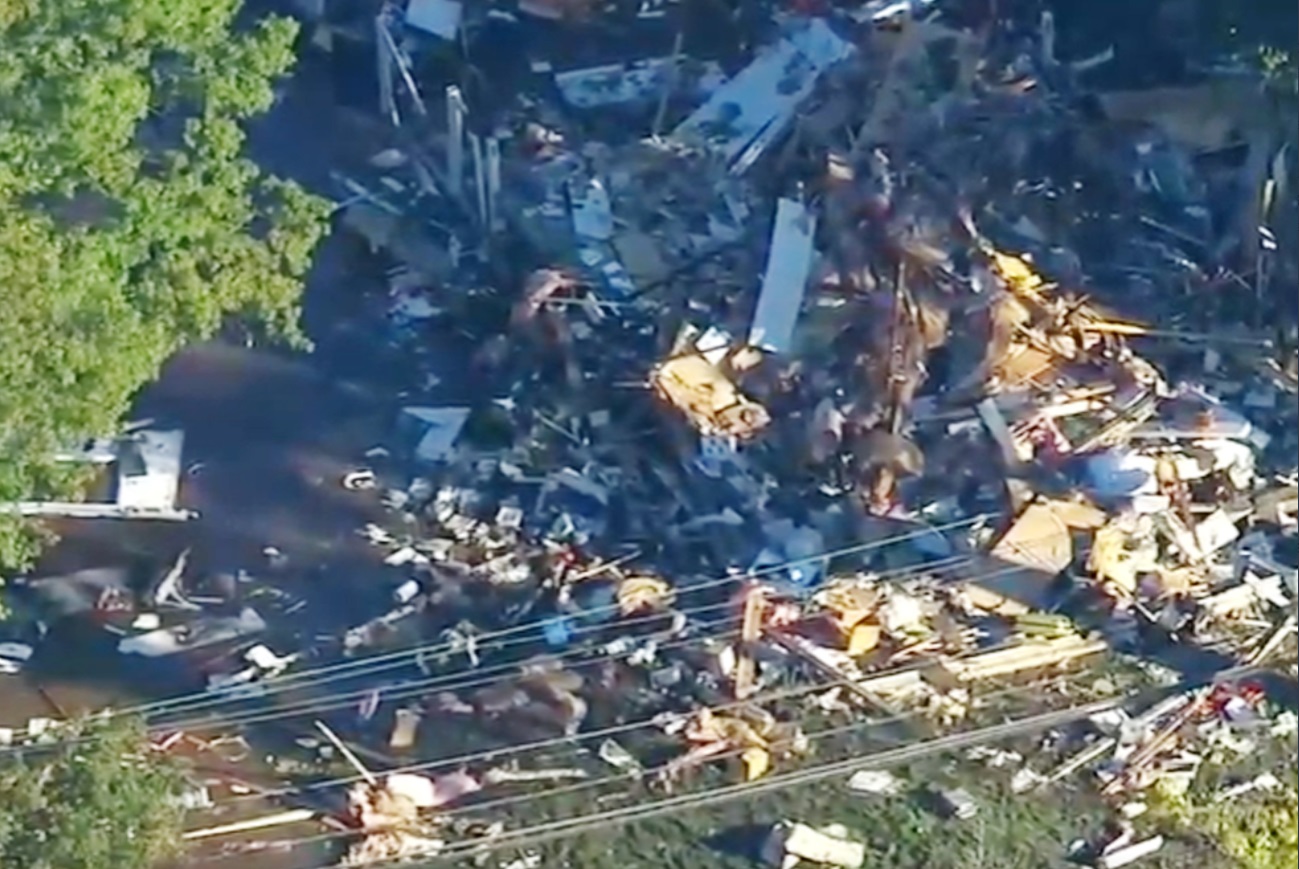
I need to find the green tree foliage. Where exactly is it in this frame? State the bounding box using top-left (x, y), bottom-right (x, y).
top-left (1148, 740), bottom-right (1299, 869)
top-left (0, 717), bottom-right (187, 869)
top-left (1206, 793), bottom-right (1299, 869)
top-left (0, 0), bottom-right (331, 566)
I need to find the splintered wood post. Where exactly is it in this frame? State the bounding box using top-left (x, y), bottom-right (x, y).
top-left (314, 720), bottom-right (377, 786)
top-left (470, 132), bottom-right (488, 231)
top-left (486, 135), bottom-right (502, 232)
top-left (568, 550), bottom-right (641, 583)
top-left (651, 28), bottom-right (685, 140)
top-left (886, 261), bottom-right (908, 436)
top-left (735, 586), bottom-right (766, 700)
top-left (182, 809), bottom-right (318, 841)
top-left (864, 262), bottom-right (908, 513)
top-left (375, 13), bottom-right (396, 125)
top-left (376, 13), bottom-right (426, 118)
top-left (446, 85), bottom-right (466, 189)
top-left (767, 632), bottom-right (908, 722)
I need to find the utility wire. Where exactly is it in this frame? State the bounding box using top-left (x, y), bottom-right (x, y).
top-left (8, 548), bottom-right (1049, 763)
top-left (146, 548), bottom-right (969, 728)
top-left (120, 514), bottom-right (988, 722)
top-left (196, 670), bottom-right (1084, 858)
top-left (390, 673), bottom-right (1071, 821)
top-left (302, 661), bottom-right (1280, 868)
top-left (11, 516), bottom-right (996, 740)
top-left (209, 589), bottom-right (1072, 809)
top-left (154, 550), bottom-right (996, 735)
top-left (166, 553), bottom-right (1045, 746)
top-left (161, 614), bottom-right (744, 737)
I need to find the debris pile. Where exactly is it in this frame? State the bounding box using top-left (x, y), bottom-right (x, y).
top-left (306, 1), bottom-right (1295, 853)
top-left (12, 1), bottom-right (1297, 865)
top-left (343, 774), bottom-right (448, 866)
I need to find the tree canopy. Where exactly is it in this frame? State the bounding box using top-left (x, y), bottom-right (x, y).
top-left (0, 0), bottom-right (331, 566)
top-left (0, 717), bottom-right (187, 869)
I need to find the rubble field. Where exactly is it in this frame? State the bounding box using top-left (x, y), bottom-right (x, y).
top-left (5, 2), bottom-right (1297, 869)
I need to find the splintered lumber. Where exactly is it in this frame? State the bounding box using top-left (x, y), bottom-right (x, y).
top-left (930, 635), bottom-right (1106, 683)
top-left (316, 720), bottom-right (378, 785)
top-left (735, 588), bottom-right (766, 700)
top-left (183, 809), bottom-right (318, 841)
top-left (771, 632), bottom-right (913, 716)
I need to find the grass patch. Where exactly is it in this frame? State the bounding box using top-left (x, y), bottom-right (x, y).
top-left (481, 755), bottom-right (1234, 869)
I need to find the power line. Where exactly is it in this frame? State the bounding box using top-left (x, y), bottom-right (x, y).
top-left (11, 517), bottom-right (996, 742)
top-left (120, 514), bottom-right (982, 721)
top-left (211, 643), bottom-right (844, 807)
top-left (172, 553), bottom-right (1054, 763)
top-left (135, 514), bottom-right (990, 715)
top-left (8, 547), bottom-right (1044, 771)
top-left (175, 552), bottom-right (1066, 741)
top-left (309, 662), bottom-right (1278, 868)
top-left (11, 550), bottom-right (1070, 815)
top-left (207, 595), bottom-right (1071, 809)
top-left (287, 701), bottom-right (1119, 868)
top-left (401, 672), bottom-right (1068, 822)
top-left (198, 670), bottom-right (1079, 860)
top-left (161, 614), bottom-right (744, 738)
top-left (158, 550), bottom-right (995, 737)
